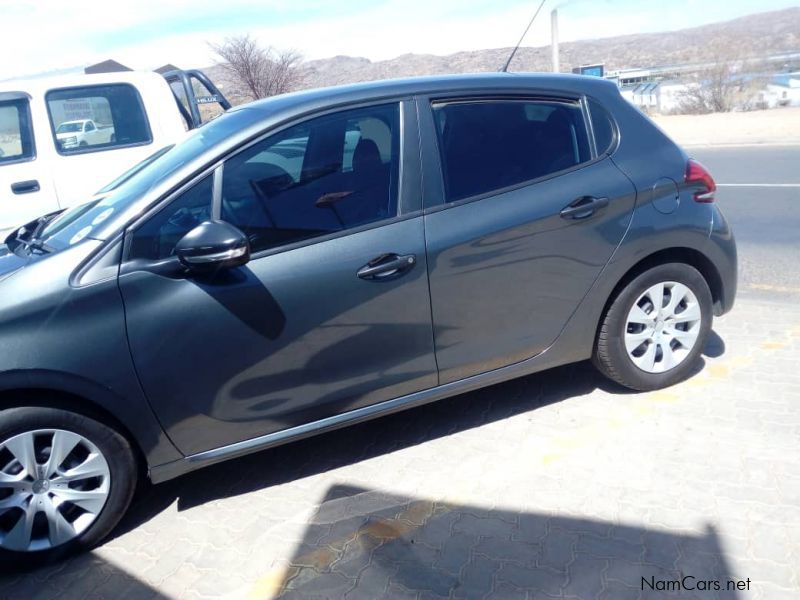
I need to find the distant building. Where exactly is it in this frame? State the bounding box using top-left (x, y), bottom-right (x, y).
top-left (84, 59), bottom-right (132, 74)
top-left (606, 55), bottom-right (800, 114)
top-left (762, 73), bottom-right (800, 107)
top-left (618, 81), bottom-right (691, 114)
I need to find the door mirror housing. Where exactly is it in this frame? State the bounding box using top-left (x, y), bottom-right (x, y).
top-left (175, 220), bottom-right (250, 273)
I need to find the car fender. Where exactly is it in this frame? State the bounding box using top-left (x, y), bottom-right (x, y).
top-left (0, 368), bottom-right (182, 468)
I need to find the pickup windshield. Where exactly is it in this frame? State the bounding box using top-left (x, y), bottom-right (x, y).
top-left (56, 122), bottom-right (83, 133)
top-left (39, 107), bottom-right (260, 250)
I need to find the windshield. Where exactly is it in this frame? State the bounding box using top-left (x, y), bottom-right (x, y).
top-left (56, 122), bottom-right (83, 133)
top-left (96, 144), bottom-right (174, 194)
top-left (38, 200), bottom-right (102, 240)
top-left (39, 108), bottom-right (260, 250)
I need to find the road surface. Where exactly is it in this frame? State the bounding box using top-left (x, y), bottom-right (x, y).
top-left (691, 145), bottom-right (800, 296)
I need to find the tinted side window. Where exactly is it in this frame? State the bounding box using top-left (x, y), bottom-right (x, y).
top-left (432, 100), bottom-right (591, 202)
top-left (588, 99), bottom-right (616, 154)
top-left (0, 98), bottom-right (35, 163)
top-left (47, 84), bottom-right (152, 154)
top-left (221, 103), bottom-right (399, 254)
top-left (129, 175), bottom-right (213, 260)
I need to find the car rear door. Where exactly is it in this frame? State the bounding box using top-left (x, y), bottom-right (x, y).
top-left (118, 99), bottom-right (437, 456)
top-left (419, 94), bottom-right (636, 383)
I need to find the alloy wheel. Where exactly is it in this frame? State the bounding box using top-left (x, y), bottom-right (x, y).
top-left (0, 429), bottom-right (111, 552)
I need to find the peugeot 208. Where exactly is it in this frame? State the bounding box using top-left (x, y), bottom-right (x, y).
top-left (0, 74), bottom-right (736, 561)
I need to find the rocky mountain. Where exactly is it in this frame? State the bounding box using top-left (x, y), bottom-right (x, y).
top-left (293, 7), bottom-right (800, 89)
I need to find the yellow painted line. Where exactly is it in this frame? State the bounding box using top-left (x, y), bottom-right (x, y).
top-left (645, 391), bottom-right (681, 403)
top-left (247, 500), bottom-right (448, 599)
top-left (542, 453), bottom-right (563, 466)
top-left (760, 341), bottom-right (788, 350)
top-left (705, 364), bottom-right (730, 379)
top-left (248, 566), bottom-right (298, 599)
top-left (748, 283), bottom-right (800, 294)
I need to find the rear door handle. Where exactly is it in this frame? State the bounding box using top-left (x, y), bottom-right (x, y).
top-left (11, 180), bottom-right (40, 195)
top-left (560, 196), bottom-right (609, 220)
top-left (357, 253), bottom-right (416, 280)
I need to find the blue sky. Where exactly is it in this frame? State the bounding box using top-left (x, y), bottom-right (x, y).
top-left (2, 0), bottom-right (798, 80)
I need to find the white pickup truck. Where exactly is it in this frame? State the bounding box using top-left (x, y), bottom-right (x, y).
top-left (0, 69), bottom-right (229, 236)
top-left (54, 118), bottom-right (115, 150)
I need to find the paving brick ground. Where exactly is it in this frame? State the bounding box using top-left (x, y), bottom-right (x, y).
top-left (1, 293), bottom-right (799, 599)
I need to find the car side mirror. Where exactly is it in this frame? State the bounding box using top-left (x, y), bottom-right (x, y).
top-left (175, 220), bottom-right (250, 273)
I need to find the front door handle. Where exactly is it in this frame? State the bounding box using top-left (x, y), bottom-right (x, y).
top-left (560, 196), bottom-right (609, 220)
top-left (11, 180), bottom-right (40, 195)
top-left (357, 253), bottom-right (416, 280)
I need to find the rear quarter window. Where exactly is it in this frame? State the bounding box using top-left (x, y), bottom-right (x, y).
top-left (588, 99), bottom-right (616, 155)
top-left (46, 83), bottom-right (152, 155)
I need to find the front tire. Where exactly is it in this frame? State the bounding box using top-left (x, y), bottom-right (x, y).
top-left (0, 406), bottom-right (137, 564)
top-left (593, 263), bottom-right (713, 391)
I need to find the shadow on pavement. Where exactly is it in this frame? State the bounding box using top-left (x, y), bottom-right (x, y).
top-left (0, 552), bottom-right (169, 599)
top-left (271, 484), bottom-right (741, 599)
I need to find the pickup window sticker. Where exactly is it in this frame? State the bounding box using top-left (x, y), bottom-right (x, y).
top-left (91, 208), bottom-right (114, 226)
top-left (69, 226), bottom-right (92, 245)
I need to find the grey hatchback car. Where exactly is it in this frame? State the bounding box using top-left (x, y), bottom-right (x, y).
top-left (0, 73), bottom-right (736, 561)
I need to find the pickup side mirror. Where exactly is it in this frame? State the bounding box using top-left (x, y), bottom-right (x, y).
top-left (175, 220), bottom-right (250, 273)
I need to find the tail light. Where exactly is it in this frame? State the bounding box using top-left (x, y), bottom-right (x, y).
top-left (685, 159), bottom-right (716, 203)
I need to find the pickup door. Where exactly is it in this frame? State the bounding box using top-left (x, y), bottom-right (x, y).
top-left (0, 93), bottom-right (58, 234)
top-left (420, 96), bottom-right (636, 383)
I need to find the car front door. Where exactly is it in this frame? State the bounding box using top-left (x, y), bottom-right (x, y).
top-left (420, 95), bottom-right (636, 383)
top-left (118, 100), bottom-right (437, 456)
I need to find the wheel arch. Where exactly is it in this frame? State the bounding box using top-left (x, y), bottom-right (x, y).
top-left (0, 385), bottom-right (146, 477)
top-left (597, 247), bottom-right (724, 341)
top-left (0, 369), bottom-right (181, 474)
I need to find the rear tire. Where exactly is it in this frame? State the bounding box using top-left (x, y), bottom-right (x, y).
top-left (593, 263), bottom-right (713, 391)
top-left (0, 406), bottom-right (137, 565)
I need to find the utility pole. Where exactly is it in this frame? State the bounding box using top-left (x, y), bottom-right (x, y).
top-left (551, 9), bottom-right (560, 73)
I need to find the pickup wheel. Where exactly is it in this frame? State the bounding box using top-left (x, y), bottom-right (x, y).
top-left (79, 141), bottom-right (88, 147)
top-left (593, 263), bottom-right (713, 391)
top-left (0, 407), bottom-right (137, 566)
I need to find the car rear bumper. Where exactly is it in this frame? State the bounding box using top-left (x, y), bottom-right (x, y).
top-left (707, 205), bottom-right (737, 316)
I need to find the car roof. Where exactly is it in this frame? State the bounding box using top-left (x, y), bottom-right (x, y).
top-left (233, 72), bottom-right (620, 117)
